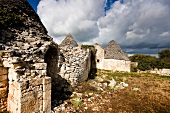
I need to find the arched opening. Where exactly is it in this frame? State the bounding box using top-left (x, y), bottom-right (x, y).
top-left (44, 46), bottom-right (59, 88)
top-left (44, 45), bottom-right (72, 108)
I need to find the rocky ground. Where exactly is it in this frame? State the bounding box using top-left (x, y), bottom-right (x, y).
top-left (52, 70), bottom-right (170, 113)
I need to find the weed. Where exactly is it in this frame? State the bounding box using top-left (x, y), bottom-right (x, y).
top-left (70, 97), bottom-right (83, 107)
top-left (108, 86), bottom-right (118, 91)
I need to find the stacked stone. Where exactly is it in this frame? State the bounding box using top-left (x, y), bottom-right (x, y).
top-left (104, 40), bottom-right (129, 61)
top-left (0, 31), bottom-right (54, 112)
top-left (0, 54), bottom-right (8, 112)
top-left (59, 46), bottom-right (91, 85)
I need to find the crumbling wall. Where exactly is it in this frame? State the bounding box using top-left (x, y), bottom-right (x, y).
top-left (59, 46), bottom-right (91, 85)
top-left (0, 54), bottom-right (8, 112)
top-left (0, 30), bottom-right (56, 112)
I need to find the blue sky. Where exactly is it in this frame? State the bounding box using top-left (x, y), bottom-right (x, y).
top-left (27, 0), bottom-right (117, 12)
top-left (27, 0), bottom-right (40, 11)
top-left (27, 0), bottom-right (170, 54)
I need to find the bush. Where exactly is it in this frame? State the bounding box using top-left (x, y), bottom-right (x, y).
top-left (81, 45), bottom-right (94, 50)
top-left (129, 54), bottom-right (169, 71)
top-left (130, 65), bottom-right (137, 72)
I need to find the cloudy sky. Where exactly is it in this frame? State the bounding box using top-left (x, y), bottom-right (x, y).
top-left (27, 0), bottom-right (170, 54)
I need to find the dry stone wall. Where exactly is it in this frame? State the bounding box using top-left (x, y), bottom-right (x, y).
top-left (59, 46), bottom-right (91, 85)
top-left (0, 30), bottom-right (57, 112)
top-left (139, 69), bottom-right (170, 76)
top-left (0, 55), bottom-right (8, 112)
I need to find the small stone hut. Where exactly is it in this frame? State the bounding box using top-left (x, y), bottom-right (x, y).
top-left (59, 34), bottom-right (78, 47)
top-left (104, 40), bottom-right (129, 60)
top-left (94, 40), bottom-right (131, 72)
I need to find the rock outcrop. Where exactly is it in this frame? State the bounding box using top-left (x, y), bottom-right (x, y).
top-left (104, 40), bottom-right (129, 61)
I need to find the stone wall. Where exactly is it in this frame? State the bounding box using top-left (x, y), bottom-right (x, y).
top-left (0, 49), bottom-right (52, 113)
top-left (94, 44), bottom-right (131, 72)
top-left (102, 59), bottom-right (131, 72)
top-left (139, 69), bottom-right (170, 76)
top-left (59, 46), bottom-right (91, 85)
top-left (0, 31), bottom-right (57, 112)
top-left (0, 55), bottom-right (8, 112)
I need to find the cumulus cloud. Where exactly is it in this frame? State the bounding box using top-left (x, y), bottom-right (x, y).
top-left (37, 0), bottom-right (170, 54)
top-left (37, 0), bottom-right (105, 44)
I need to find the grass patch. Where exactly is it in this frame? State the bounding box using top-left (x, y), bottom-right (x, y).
top-left (160, 76), bottom-right (170, 80)
top-left (70, 97), bottom-right (83, 107)
top-left (81, 45), bottom-right (94, 50)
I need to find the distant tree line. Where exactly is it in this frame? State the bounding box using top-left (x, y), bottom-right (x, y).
top-left (129, 49), bottom-right (170, 71)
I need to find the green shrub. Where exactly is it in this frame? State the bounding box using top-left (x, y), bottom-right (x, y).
top-left (158, 49), bottom-right (170, 61)
top-left (130, 65), bottom-right (137, 72)
top-left (81, 45), bottom-right (94, 50)
top-left (129, 53), bottom-right (170, 71)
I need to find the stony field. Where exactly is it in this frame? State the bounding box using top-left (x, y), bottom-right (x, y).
top-left (53, 69), bottom-right (170, 113)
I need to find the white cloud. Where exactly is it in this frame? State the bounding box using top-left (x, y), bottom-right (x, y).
top-left (37, 0), bottom-right (170, 54)
top-left (37, 0), bottom-right (105, 43)
top-left (160, 32), bottom-right (170, 37)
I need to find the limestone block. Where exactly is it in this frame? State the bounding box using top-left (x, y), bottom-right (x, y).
top-left (43, 77), bottom-right (51, 85)
top-left (16, 42), bottom-right (24, 47)
top-left (33, 63), bottom-right (47, 70)
top-left (21, 31), bottom-right (29, 36)
top-left (8, 68), bottom-right (19, 81)
top-left (3, 60), bottom-right (11, 67)
top-left (7, 99), bottom-right (19, 113)
top-left (10, 63), bottom-right (23, 69)
top-left (0, 99), bottom-right (7, 112)
top-left (0, 61), bottom-right (2, 66)
top-left (21, 43), bottom-right (30, 50)
top-left (0, 75), bottom-right (7, 82)
top-left (21, 90), bottom-right (42, 113)
top-left (0, 50), bottom-right (13, 58)
top-left (43, 83), bottom-right (51, 92)
top-left (64, 74), bottom-right (70, 79)
top-left (43, 90), bottom-right (51, 112)
top-left (29, 78), bottom-right (43, 87)
top-left (0, 80), bottom-right (8, 88)
top-left (36, 58), bottom-right (44, 63)
top-left (43, 77), bottom-right (51, 112)
top-left (0, 67), bottom-right (8, 75)
top-left (8, 57), bottom-right (22, 63)
top-left (31, 69), bottom-right (46, 76)
top-left (0, 86), bottom-right (7, 98)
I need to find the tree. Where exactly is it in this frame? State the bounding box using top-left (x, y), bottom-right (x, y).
top-left (158, 49), bottom-right (170, 62)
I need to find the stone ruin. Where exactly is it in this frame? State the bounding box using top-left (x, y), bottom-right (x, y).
top-left (0, 0), bottom-right (131, 112)
top-left (94, 41), bottom-right (131, 72)
top-left (104, 40), bottom-right (129, 60)
top-left (59, 34), bottom-right (91, 85)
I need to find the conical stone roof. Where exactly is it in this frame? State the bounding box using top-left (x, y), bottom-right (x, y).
top-left (60, 34), bottom-right (78, 47)
top-left (104, 40), bottom-right (129, 60)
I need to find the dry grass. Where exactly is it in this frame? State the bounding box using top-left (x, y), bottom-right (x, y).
top-left (57, 70), bottom-right (170, 113)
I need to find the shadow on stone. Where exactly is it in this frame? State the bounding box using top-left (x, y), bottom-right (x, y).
top-left (44, 45), bottom-right (72, 109)
top-left (88, 47), bottom-right (97, 79)
top-left (51, 76), bottom-right (72, 109)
